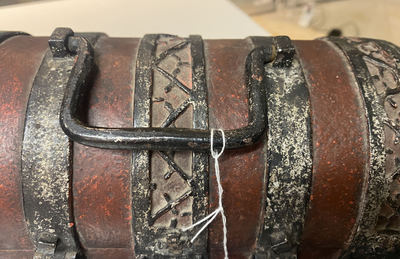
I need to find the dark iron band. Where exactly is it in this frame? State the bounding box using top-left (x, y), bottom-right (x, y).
top-left (22, 28), bottom-right (81, 259)
top-left (58, 29), bottom-right (275, 151)
top-left (251, 36), bottom-right (313, 258)
top-left (21, 28), bottom-right (104, 259)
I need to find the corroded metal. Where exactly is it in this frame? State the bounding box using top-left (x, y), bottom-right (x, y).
top-left (22, 49), bottom-right (79, 258)
top-left (21, 29), bottom-right (106, 259)
top-left (251, 37), bottom-right (313, 258)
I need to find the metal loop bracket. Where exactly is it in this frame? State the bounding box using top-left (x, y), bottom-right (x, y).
top-left (54, 27), bottom-right (275, 151)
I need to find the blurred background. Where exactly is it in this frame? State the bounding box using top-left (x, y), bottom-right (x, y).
top-left (233, 0), bottom-right (400, 45)
top-left (0, 0), bottom-right (398, 44)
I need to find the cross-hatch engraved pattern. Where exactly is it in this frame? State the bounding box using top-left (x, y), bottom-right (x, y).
top-left (150, 35), bottom-right (195, 229)
top-left (356, 40), bottom-right (400, 233)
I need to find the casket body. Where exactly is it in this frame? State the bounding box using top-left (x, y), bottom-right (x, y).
top-left (0, 29), bottom-right (400, 258)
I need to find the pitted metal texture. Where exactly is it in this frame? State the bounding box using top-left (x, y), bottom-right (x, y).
top-left (252, 37), bottom-right (313, 258)
top-left (21, 30), bottom-right (104, 259)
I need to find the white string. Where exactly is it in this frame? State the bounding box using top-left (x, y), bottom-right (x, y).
top-left (183, 129), bottom-right (228, 259)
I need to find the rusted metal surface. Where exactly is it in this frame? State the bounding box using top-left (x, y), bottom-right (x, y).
top-left (0, 35), bottom-right (47, 256)
top-left (295, 40), bottom-right (370, 258)
top-left (22, 50), bottom-right (79, 257)
top-left (20, 30), bottom-right (105, 258)
top-left (73, 37), bottom-right (138, 257)
top-left (205, 39), bottom-right (267, 258)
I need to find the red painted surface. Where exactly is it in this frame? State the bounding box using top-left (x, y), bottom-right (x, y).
top-left (295, 40), bottom-right (369, 258)
top-left (206, 39), bottom-right (267, 258)
top-left (73, 37), bottom-right (139, 257)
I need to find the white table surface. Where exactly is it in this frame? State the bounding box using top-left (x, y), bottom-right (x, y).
top-left (0, 0), bottom-right (269, 38)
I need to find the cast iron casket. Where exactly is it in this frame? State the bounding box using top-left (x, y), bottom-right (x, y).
top-left (1, 28), bottom-right (400, 258)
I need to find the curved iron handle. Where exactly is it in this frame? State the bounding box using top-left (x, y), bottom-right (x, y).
top-left (55, 28), bottom-right (275, 151)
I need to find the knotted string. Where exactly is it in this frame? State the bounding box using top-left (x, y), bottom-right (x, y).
top-left (183, 129), bottom-right (228, 259)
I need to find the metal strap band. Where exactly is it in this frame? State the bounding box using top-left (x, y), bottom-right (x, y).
top-left (22, 48), bottom-right (79, 259)
top-left (251, 36), bottom-right (313, 258)
top-left (21, 28), bottom-right (104, 259)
